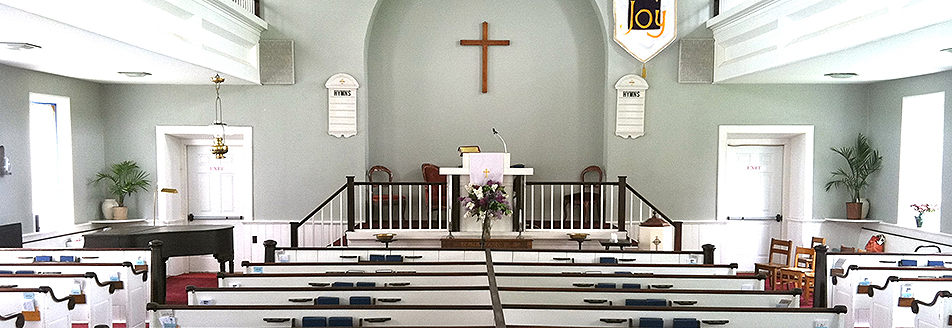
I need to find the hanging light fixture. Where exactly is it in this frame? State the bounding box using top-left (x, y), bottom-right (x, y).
top-left (210, 74), bottom-right (229, 159)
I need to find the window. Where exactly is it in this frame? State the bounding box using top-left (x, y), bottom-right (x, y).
top-left (897, 92), bottom-right (944, 230)
top-left (29, 93), bottom-right (73, 232)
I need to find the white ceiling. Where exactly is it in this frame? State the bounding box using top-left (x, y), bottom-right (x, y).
top-left (1, 1), bottom-right (951, 85)
top-left (0, 3), bottom-right (258, 85)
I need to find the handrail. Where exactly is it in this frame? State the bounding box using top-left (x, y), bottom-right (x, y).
top-left (38, 286), bottom-right (76, 310)
top-left (624, 184), bottom-right (673, 224)
top-left (0, 312), bottom-right (23, 328)
top-left (915, 245), bottom-right (943, 253)
top-left (297, 184), bottom-right (348, 226)
top-left (830, 265), bottom-right (859, 285)
top-left (910, 290), bottom-right (952, 314)
top-left (865, 276), bottom-right (899, 297)
top-left (86, 272), bottom-right (117, 294)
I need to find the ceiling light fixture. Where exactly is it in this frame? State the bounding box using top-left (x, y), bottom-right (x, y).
top-left (824, 73), bottom-right (858, 79)
top-left (210, 74), bottom-right (229, 159)
top-left (118, 71), bottom-right (152, 78)
top-left (1, 42), bottom-right (41, 51)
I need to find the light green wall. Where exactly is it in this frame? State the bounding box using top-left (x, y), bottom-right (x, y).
top-left (0, 64), bottom-right (105, 232)
top-left (367, 0), bottom-right (606, 181)
top-left (594, 1), bottom-right (868, 221)
top-left (99, 0), bottom-right (378, 221)
top-left (865, 70), bottom-right (952, 233)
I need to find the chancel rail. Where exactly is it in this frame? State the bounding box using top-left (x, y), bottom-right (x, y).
top-left (291, 175), bottom-right (682, 250)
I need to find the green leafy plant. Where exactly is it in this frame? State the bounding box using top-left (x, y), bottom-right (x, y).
top-left (824, 133), bottom-right (883, 202)
top-left (93, 161), bottom-right (151, 207)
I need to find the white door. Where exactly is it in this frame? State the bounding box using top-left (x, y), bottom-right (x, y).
top-left (724, 145), bottom-right (783, 220)
top-left (185, 145), bottom-right (249, 272)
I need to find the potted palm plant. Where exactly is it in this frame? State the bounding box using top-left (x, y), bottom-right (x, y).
top-left (94, 161), bottom-right (151, 220)
top-left (824, 133), bottom-right (882, 219)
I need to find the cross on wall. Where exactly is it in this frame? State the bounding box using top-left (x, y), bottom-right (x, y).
top-left (460, 22), bottom-right (510, 93)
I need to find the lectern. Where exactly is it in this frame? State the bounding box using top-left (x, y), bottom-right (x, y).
top-left (440, 153), bottom-right (533, 233)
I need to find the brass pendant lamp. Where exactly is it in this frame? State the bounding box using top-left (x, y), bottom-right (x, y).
top-left (211, 74), bottom-right (229, 159)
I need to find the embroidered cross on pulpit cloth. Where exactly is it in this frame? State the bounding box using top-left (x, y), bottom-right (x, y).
top-left (468, 153), bottom-right (505, 185)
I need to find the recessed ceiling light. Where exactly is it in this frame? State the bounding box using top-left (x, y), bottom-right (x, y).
top-left (0, 42), bottom-right (42, 51)
top-left (824, 73), bottom-right (858, 79)
top-left (118, 72), bottom-right (152, 78)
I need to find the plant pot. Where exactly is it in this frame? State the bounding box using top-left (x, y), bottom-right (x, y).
top-left (112, 206), bottom-right (129, 220)
top-left (846, 202), bottom-right (863, 220)
top-left (101, 199), bottom-right (118, 220)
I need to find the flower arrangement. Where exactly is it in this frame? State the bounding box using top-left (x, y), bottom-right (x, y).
top-left (460, 180), bottom-right (513, 242)
top-left (910, 204), bottom-right (936, 228)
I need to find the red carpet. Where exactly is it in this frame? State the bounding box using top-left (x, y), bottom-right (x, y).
top-left (165, 272), bottom-right (218, 304)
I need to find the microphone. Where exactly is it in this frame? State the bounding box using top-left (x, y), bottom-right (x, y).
top-left (492, 127), bottom-right (508, 153)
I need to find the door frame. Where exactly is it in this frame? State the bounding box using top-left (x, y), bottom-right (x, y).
top-left (155, 125), bottom-right (254, 224)
top-left (716, 125), bottom-right (813, 222)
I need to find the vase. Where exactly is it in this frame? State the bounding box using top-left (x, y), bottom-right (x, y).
top-left (859, 198), bottom-right (870, 219)
top-left (480, 218), bottom-right (492, 246)
top-left (915, 215), bottom-right (923, 228)
top-left (112, 206), bottom-right (129, 221)
top-left (101, 199), bottom-right (119, 220)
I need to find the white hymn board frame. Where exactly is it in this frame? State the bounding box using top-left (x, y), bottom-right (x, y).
top-left (326, 73), bottom-right (359, 138)
top-left (615, 74), bottom-right (648, 139)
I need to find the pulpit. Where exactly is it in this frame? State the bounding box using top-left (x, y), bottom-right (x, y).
top-left (440, 153), bottom-right (533, 233)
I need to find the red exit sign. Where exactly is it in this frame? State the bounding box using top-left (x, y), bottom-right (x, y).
top-left (209, 166), bottom-right (224, 171)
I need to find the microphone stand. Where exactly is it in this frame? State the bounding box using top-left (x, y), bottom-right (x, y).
top-left (492, 127), bottom-right (508, 153)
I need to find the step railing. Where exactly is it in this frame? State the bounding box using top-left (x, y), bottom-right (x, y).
top-left (291, 175), bottom-right (681, 250)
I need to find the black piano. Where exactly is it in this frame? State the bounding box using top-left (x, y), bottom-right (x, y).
top-left (84, 224), bottom-right (234, 303)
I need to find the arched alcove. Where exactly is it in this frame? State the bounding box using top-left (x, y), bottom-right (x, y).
top-left (367, 0), bottom-right (606, 181)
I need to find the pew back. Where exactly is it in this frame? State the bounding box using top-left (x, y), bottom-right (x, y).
top-left (147, 304), bottom-right (495, 327)
top-left (0, 248), bottom-right (150, 265)
top-left (497, 287), bottom-right (800, 308)
top-left (870, 278), bottom-right (952, 328)
top-left (242, 261), bottom-right (487, 274)
top-left (219, 272), bottom-right (490, 288)
top-left (0, 287), bottom-right (72, 328)
top-left (494, 273), bottom-right (765, 290)
top-left (502, 305), bottom-right (848, 327)
top-left (0, 273), bottom-right (112, 328)
top-left (188, 286), bottom-right (492, 306)
top-left (492, 262), bottom-right (736, 275)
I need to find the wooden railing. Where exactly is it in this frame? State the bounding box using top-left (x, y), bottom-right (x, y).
top-left (291, 175), bottom-right (682, 250)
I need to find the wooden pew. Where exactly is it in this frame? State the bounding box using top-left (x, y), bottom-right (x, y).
top-left (263, 242), bottom-right (713, 264)
top-left (0, 273), bottom-right (114, 328)
top-left (0, 286), bottom-right (75, 328)
top-left (187, 286), bottom-right (492, 306)
top-left (828, 265), bottom-right (952, 328)
top-left (0, 248), bottom-right (150, 266)
top-left (503, 304), bottom-right (849, 328)
top-left (497, 287), bottom-right (801, 308)
top-left (911, 290), bottom-right (951, 328)
top-left (147, 303), bottom-right (496, 327)
top-left (241, 261), bottom-right (488, 274)
top-left (865, 277), bottom-right (952, 328)
top-left (491, 262), bottom-right (737, 275)
top-left (494, 272), bottom-right (766, 290)
top-left (0, 262), bottom-right (148, 328)
top-left (826, 251), bottom-right (952, 304)
top-left (218, 272), bottom-right (490, 288)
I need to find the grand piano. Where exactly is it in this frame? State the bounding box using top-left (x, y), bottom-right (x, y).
top-left (83, 224), bottom-right (234, 303)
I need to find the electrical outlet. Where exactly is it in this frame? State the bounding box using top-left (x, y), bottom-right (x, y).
top-left (252, 236), bottom-right (258, 243)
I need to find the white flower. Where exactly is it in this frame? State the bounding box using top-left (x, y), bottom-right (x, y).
top-left (491, 184), bottom-right (498, 191)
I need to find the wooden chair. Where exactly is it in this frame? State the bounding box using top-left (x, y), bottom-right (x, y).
top-left (839, 245), bottom-right (857, 253)
top-left (421, 163), bottom-right (447, 211)
top-left (753, 238), bottom-right (793, 289)
top-left (367, 165), bottom-right (407, 223)
top-left (562, 165), bottom-right (603, 224)
top-left (778, 246), bottom-right (817, 298)
top-left (811, 237), bottom-right (826, 248)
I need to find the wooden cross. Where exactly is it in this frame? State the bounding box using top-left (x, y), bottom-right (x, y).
top-left (460, 22), bottom-right (510, 93)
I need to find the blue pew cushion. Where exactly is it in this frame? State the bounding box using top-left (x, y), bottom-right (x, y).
top-left (349, 296), bottom-right (372, 305)
top-left (927, 260), bottom-right (944, 267)
top-left (59, 256), bottom-right (76, 262)
top-left (645, 299), bottom-right (667, 306)
top-left (356, 281), bottom-right (376, 287)
top-left (899, 259), bottom-right (917, 266)
top-left (599, 257), bottom-right (618, 264)
top-left (331, 282), bottom-right (355, 287)
top-left (369, 254), bottom-right (385, 262)
top-left (673, 318), bottom-right (700, 328)
top-left (622, 283), bottom-right (642, 289)
top-left (596, 282), bottom-right (616, 289)
top-left (614, 271), bottom-right (632, 274)
top-left (626, 299), bottom-right (647, 306)
top-left (638, 317), bottom-right (664, 328)
top-left (34, 255), bottom-right (53, 262)
top-left (0, 270), bottom-right (12, 274)
top-left (385, 255), bottom-right (403, 262)
top-left (316, 296), bottom-right (340, 305)
top-left (328, 316), bottom-right (353, 327)
top-left (302, 316), bottom-right (327, 327)
top-left (15, 270), bottom-right (35, 274)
